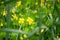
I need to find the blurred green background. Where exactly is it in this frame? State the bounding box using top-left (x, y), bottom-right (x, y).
top-left (0, 0), bottom-right (60, 40)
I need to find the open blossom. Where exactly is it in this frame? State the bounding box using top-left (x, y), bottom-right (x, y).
top-left (0, 22), bottom-right (3, 27)
top-left (1, 1), bottom-right (4, 4)
top-left (15, 1), bottom-right (21, 7)
top-left (20, 37), bottom-right (23, 40)
top-left (47, 4), bottom-right (50, 7)
top-left (10, 8), bottom-right (16, 14)
top-left (18, 18), bottom-right (24, 24)
top-left (41, 0), bottom-right (45, 3)
top-left (35, 2), bottom-right (38, 5)
top-left (2, 10), bottom-right (7, 16)
top-left (27, 17), bottom-right (34, 25)
top-left (12, 14), bottom-right (18, 20)
top-left (41, 29), bottom-right (44, 33)
top-left (23, 34), bottom-right (27, 38)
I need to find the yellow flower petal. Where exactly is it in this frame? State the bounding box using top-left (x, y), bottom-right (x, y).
top-left (41, 0), bottom-right (45, 3)
top-left (48, 4), bottom-right (50, 7)
top-left (15, 1), bottom-right (21, 7)
top-left (20, 37), bottom-right (23, 40)
top-left (12, 14), bottom-right (18, 20)
top-left (10, 8), bottom-right (16, 13)
top-left (27, 17), bottom-right (34, 25)
top-left (2, 10), bottom-right (7, 16)
top-left (49, 13), bottom-right (52, 16)
top-left (0, 22), bottom-right (3, 26)
top-left (40, 3), bottom-right (44, 8)
top-left (41, 29), bottom-right (44, 33)
top-left (23, 34), bottom-right (27, 38)
top-left (35, 2), bottom-right (38, 5)
top-left (1, 1), bottom-right (4, 4)
top-left (18, 18), bottom-right (24, 24)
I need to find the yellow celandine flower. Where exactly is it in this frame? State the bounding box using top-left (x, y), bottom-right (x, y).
top-left (1, 1), bottom-right (4, 4)
top-left (10, 9), bottom-right (15, 13)
top-left (23, 34), bottom-right (27, 38)
top-left (40, 3), bottom-right (44, 8)
top-left (48, 4), bottom-right (50, 7)
top-left (20, 37), bottom-right (23, 40)
top-left (49, 13), bottom-right (52, 16)
top-left (12, 14), bottom-right (18, 20)
top-left (18, 18), bottom-right (24, 24)
top-left (2, 10), bottom-right (7, 16)
top-left (41, 0), bottom-right (45, 3)
top-left (35, 2), bottom-right (38, 5)
top-left (0, 22), bottom-right (3, 26)
top-left (27, 17), bottom-right (34, 25)
top-left (41, 29), bottom-right (44, 33)
top-left (15, 1), bottom-right (21, 7)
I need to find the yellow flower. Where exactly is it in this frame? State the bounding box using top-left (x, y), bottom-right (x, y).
top-left (41, 0), bottom-right (45, 3)
top-left (12, 14), bottom-right (18, 20)
top-left (23, 34), bottom-right (27, 38)
top-left (15, 1), bottom-right (21, 7)
top-left (1, 1), bottom-right (4, 4)
top-left (10, 9), bottom-right (15, 13)
top-left (20, 37), bottom-right (23, 40)
top-left (2, 10), bottom-right (7, 16)
top-left (0, 22), bottom-right (3, 26)
top-left (18, 18), bottom-right (24, 24)
top-left (48, 4), bottom-right (50, 7)
top-left (41, 29), bottom-right (44, 33)
top-left (49, 13), bottom-right (52, 16)
top-left (40, 3), bottom-right (44, 8)
top-left (35, 2), bottom-right (38, 5)
top-left (27, 17), bottom-right (34, 25)
top-left (58, 0), bottom-right (60, 3)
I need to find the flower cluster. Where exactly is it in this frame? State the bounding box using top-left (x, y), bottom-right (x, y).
top-left (18, 17), bottom-right (34, 25)
top-left (0, 0), bottom-right (56, 40)
top-left (18, 18), bottom-right (24, 25)
top-left (27, 17), bottom-right (34, 25)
